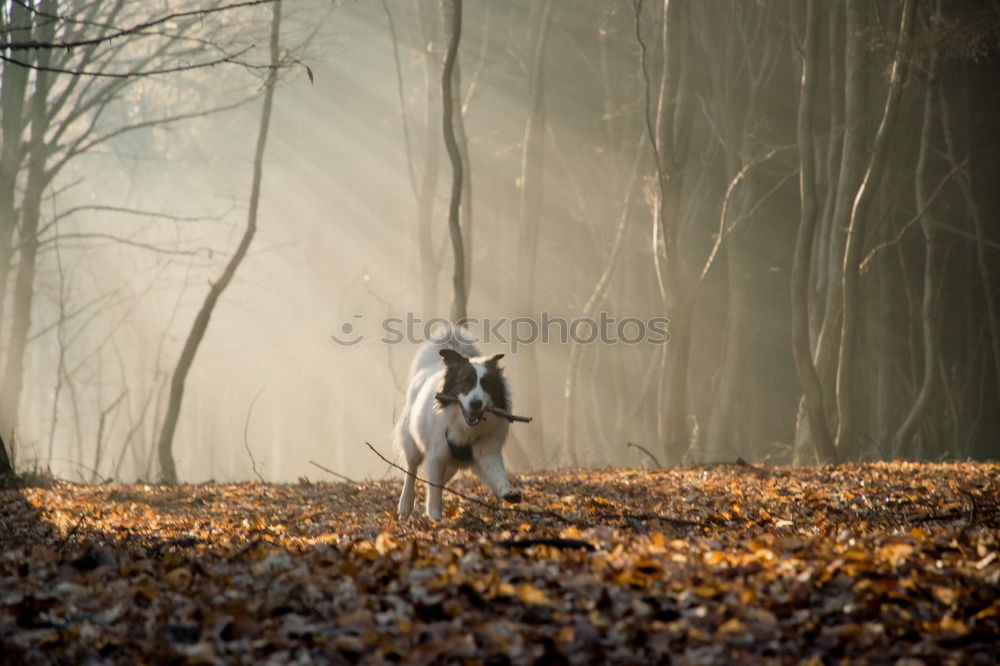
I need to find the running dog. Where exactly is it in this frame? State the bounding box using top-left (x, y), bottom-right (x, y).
top-left (395, 327), bottom-right (521, 519)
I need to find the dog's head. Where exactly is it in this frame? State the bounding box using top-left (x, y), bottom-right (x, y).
top-left (437, 349), bottom-right (508, 427)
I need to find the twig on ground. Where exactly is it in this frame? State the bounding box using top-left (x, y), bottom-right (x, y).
top-left (435, 393), bottom-right (533, 423)
top-left (150, 535), bottom-right (210, 555)
top-left (735, 455), bottom-right (770, 476)
top-left (497, 538), bottom-right (596, 551)
top-left (591, 510), bottom-right (711, 528)
top-left (308, 459), bottom-right (355, 483)
top-left (626, 442), bottom-right (661, 468)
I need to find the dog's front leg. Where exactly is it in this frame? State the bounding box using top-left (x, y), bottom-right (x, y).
top-left (397, 457), bottom-right (420, 518)
top-left (424, 454), bottom-right (447, 520)
top-left (473, 451), bottom-right (521, 504)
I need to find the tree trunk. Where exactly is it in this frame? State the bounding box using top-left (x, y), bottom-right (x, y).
top-left (440, 0), bottom-right (467, 324)
top-left (0, 19), bottom-right (54, 441)
top-left (561, 141), bottom-right (642, 466)
top-left (0, 431), bottom-right (14, 483)
top-left (0, 1), bottom-right (31, 380)
top-left (452, 57), bottom-right (474, 300)
top-left (795, 0), bottom-right (866, 460)
top-left (637, 0), bottom-right (693, 465)
top-left (890, 42), bottom-right (939, 455)
top-left (939, 78), bottom-right (1000, 417)
top-left (516, 0), bottom-right (555, 465)
top-left (791, 0), bottom-right (838, 463)
top-left (156, 1), bottom-right (283, 483)
top-left (834, 0), bottom-right (915, 455)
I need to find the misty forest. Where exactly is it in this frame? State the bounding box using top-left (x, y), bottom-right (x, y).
top-left (2, 1), bottom-right (1000, 663)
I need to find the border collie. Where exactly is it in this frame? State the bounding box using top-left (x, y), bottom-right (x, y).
top-left (395, 326), bottom-right (521, 519)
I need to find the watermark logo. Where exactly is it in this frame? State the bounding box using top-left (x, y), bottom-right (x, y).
top-left (330, 312), bottom-right (669, 352)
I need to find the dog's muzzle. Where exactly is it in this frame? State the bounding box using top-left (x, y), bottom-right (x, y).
top-left (460, 400), bottom-right (485, 427)
top-left (462, 407), bottom-right (484, 427)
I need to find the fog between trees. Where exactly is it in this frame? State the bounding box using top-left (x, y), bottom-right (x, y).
top-left (1, 0), bottom-right (998, 484)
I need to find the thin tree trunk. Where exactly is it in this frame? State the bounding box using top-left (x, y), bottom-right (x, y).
top-left (156, 2), bottom-right (283, 483)
top-left (441, 0), bottom-right (466, 324)
top-left (561, 136), bottom-right (643, 466)
top-left (835, 0), bottom-right (915, 454)
top-left (812, 4), bottom-right (844, 345)
top-left (939, 80), bottom-right (1000, 414)
top-left (891, 43), bottom-right (940, 455)
top-left (797, 0), bottom-right (868, 456)
top-left (516, 0), bottom-right (555, 465)
top-left (452, 57), bottom-right (474, 299)
top-left (791, 0), bottom-right (838, 463)
top-left (47, 237), bottom-right (69, 469)
top-left (636, 0), bottom-right (693, 465)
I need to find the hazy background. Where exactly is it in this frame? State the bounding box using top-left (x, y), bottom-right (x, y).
top-left (2, 0), bottom-right (998, 484)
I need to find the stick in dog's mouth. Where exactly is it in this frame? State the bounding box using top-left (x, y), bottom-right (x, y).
top-left (435, 392), bottom-right (533, 424)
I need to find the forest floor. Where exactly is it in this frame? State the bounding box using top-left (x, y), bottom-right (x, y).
top-left (1, 461), bottom-right (998, 665)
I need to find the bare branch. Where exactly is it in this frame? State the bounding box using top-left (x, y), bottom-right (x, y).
top-left (307, 459), bottom-right (355, 484)
top-left (37, 232), bottom-right (220, 257)
top-left (626, 441), bottom-right (662, 468)
top-left (1, 0), bottom-right (276, 52)
top-left (860, 157), bottom-right (967, 274)
top-left (0, 44), bottom-right (261, 79)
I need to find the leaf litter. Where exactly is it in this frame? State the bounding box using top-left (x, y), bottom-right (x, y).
top-left (1, 461), bottom-right (998, 664)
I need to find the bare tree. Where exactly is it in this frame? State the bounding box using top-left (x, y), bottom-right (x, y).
top-left (157, 0), bottom-right (284, 483)
top-left (515, 0), bottom-right (555, 463)
top-left (791, 0), bottom-right (838, 463)
top-left (891, 29), bottom-right (940, 455)
top-left (0, 0), bottom-right (278, 468)
top-left (634, 0), bottom-right (695, 465)
top-left (441, 0), bottom-right (467, 323)
top-left (0, 6), bottom-right (56, 442)
top-left (835, 0), bottom-right (916, 455)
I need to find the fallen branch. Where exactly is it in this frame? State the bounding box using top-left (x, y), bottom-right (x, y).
top-left (435, 393), bottom-right (533, 423)
top-left (735, 456), bottom-right (771, 477)
top-left (626, 442), bottom-right (661, 468)
top-left (150, 535), bottom-right (210, 555)
top-left (497, 538), bottom-right (596, 551)
top-left (308, 459), bottom-right (355, 483)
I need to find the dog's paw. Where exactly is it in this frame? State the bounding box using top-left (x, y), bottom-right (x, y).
top-left (502, 489), bottom-right (522, 504)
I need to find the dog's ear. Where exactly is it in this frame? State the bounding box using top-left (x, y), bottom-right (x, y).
top-left (439, 349), bottom-right (468, 367)
top-left (484, 353), bottom-right (505, 366)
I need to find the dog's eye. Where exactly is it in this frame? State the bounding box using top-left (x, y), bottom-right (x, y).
top-left (459, 368), bottom-right (477, 392)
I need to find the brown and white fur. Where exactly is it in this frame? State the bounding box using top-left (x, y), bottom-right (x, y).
top-left (395, 326), bottom-right (520, 519)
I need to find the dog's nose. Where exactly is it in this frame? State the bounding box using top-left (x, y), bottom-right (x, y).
top-left (469, 398), bottom-right (483, 411)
